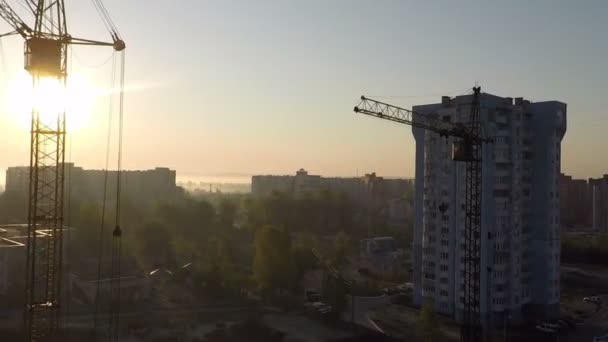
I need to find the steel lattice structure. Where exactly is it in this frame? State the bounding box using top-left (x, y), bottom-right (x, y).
top-left (461, 87), bottom-right (482, 342)
top-left (354, 87), bottom-right (486, 342)
top-left (0, 1), bottom-right (125, 340)
top-left (25, 100), bottom-right (67, 341)
top-left (24, 2), bottom-right (69, 340)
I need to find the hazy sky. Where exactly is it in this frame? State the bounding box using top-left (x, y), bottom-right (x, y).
top-left (0, 0), bottom-right (606, 181)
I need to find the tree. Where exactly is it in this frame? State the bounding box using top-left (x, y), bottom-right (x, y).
top-left (321, 272), bottom-right (348, 321)
top-left (292, 232), bottom-right (320, 279)
top-left (333, 231), bottom-right (354, 266)
top-left (218, 198), bottom-right (238, 230)
top-left (240, 196), bottom-right (266, 230)
top-left (253, 225), bottom-right (296, 292)
top-left (137, 221), bottom-right (175, 268)
top-left (417, 298), bottom-right (441, 342)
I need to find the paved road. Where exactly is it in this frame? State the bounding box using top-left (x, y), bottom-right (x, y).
top-left (558, 294), bottom-right (608, 342)
top-left (344, 295), bottom-right (390, 333)
top-left (1, 304), bottom-right (261, 329)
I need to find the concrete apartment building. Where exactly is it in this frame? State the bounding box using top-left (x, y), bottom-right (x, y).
top-left (252, 169), bottom-right (412, 226)
top-left (559, 173), bottom-right (591, 228)
top-left (411, 93), bottom-right (566, 327)
top-left (558, 173), bottom-right (608, 232)
top-left (589, 175), bottom-right (608, 233)
top-left (5, 163), bottom-right (181, 205)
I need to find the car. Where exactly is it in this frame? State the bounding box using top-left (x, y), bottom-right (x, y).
top-left (305, 289), bottom-right (322, 302)
top-left (583, 296), bottom-right (601, 304)
top-left (318, 305), bottom-right (333, 314)
top-left (535, 325), bottom-right (556, 333)
top-left (396, 283), bottom-right (414, 292)
top-left (382, 287), bottom-right (398, 295)
top-left (311, 301), bottom-right (327, 309)
top-left (541, 323), bottom-right (560, 330)
top-left (593, 333), bottom-right (608, 342)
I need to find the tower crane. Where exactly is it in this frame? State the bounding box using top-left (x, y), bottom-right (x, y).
top-left (354, 87), bottom-right (489, 342)
top-left (0, 1), bottom-right (124, 341)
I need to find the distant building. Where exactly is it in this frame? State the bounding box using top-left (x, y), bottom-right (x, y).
top-left (559, 173), bottom-right (591, 229)
top-left (6, 163), bottom-right (181, 205)
top-left (0, 227), bottom-right (25, 296)
top-left (251, 169), bottom-right (412, 227)
top-left (589, 175), bottom-right (608, 233)
top-left (412, 93), bottom-right (566, 326)
top-left (359, 237), bottom-right (403, 277)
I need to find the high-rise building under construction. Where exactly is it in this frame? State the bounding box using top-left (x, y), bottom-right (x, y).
top-left (411, 93), bottom-right (566, 327)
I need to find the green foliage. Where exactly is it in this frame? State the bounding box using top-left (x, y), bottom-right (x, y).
top-left (0, 191), bottom-right (27, 223)
top-left (243, 190), bottom-right (356, 235)
top-left (137, 221), bottom-right (175, 268)
top-left (291, 232), bottom-right (320, 275)
top-left (253, 225), bottom-right (296, 292)
top-left (321, 272), bottom-right (348, 320)
top-left (417, 298), bottom-right (441, 342)
top-left (218, 198), bottom-right (238, 229)
top-left (562, 234), bottom-right (608, 266)
top-left (333, 231), bottom-right (354, 266)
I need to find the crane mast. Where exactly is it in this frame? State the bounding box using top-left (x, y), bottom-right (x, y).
top-left (24, 3), bottom-right (69, 340)
top-left (354, 87), bottom-right (485, 342)
top-left (0, 1), bottom-right (124, 340)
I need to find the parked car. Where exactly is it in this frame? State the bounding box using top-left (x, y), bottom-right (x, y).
top-left (305, 289), bottom-right (322, 302)
top-left (396, 283), bottom-right (414, 292)
top-left (556, 320), bottom-right (569, 329)
top-left (535, 325), bottom-right (556, 333)
top-left (583, 296), bottom-right (601, 304)
top-left (382, 287), bottom-right (398, 295)
top-left (541, 323), bottom-right (560, 330)
top-left (593, 333), bottom-right (608, 342)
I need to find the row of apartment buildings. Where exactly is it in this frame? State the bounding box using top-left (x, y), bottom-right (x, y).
top-left (252, 169), bottom-right (413, 227)
top-left (560, 173), bottom-right (608, 231)
top-left (5, 163), bottom-right (181, 206)
top-left (411, 92), bottom-right (566, 327)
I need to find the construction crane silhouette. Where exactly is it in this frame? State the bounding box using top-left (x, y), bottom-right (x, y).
top-left (354, 87), bottom-right (490, 342)
top-left (0, 1), bottom-right (124, 340)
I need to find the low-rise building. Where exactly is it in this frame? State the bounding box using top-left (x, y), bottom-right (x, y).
top-left (359, 237), bottom-right (404, 277)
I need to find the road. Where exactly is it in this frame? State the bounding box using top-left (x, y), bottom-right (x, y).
top-left (0, 304), bottom-right (262, 329)
top-left (558, 294), bottom-right (608, 342)
top-left (344, 294), bottom-right (391, 333)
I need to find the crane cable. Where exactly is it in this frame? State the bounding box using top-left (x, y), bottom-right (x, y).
top-left (90, 0), bottom-right (121, 41)
top-left (93, 50), bottom-right (117, 337)
top-left (108, 49), bottom-right (125, 342)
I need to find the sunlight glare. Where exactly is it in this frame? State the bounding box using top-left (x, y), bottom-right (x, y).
top-left (8, 71), bottom-right (96, 131)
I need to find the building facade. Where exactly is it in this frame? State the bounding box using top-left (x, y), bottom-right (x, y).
top-left (411, 93), bottom-right (566, 327)
top-left (6, 163), bottom-right (180, 205)
top-left (559, 173), bottom-right (591, 229)
top-left (251, 169), bottom-right (413, 227)
top-left (589, 175), bottom-right (608, 233)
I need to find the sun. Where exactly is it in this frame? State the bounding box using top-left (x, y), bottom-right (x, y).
top-left (8, 70), bottom-right (96, 131)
